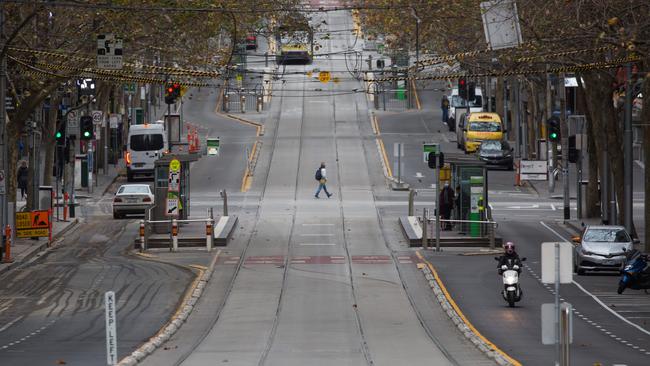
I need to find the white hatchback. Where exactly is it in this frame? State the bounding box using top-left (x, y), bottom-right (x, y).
top-left (112, 184), bottom-right (154, 219)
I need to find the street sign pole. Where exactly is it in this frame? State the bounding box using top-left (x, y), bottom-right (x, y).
top-left (435, 162), bottom-right (441, 252)
top-left (554, 243), bottom-right (560, 366)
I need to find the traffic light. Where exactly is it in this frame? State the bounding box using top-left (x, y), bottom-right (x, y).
top-left (546, 116), bottom-right (560, 142)
top-left (458, 78), bottom-right (467, 98)
top-left (165, 83), bottom-right (182, 104)
top-left (80, 116), bottom-right (93, 140)
top-left (55, 121), bottom-right (66, 145)
top-left (467, 82), bottom-right (476, 101)
top-left (568, 135), bottom-right (580, 163)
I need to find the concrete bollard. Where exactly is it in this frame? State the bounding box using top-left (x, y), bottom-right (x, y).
top-left (240, 95), bottom-right (246, 113)
top-left (139, 220), bottom-right (146, 251)
top-left (172, 219), bottom-right (178, 252)
top-left (206, 218), bottom-right (213, 252)
top-left (224, 94), bottom-right (230, 112)
top-left (408, 189), bottom-right (416, 216)
top-left (422, 209), bottom-right (429, 250)
top-left (256, 96), bottom-right (263, 112)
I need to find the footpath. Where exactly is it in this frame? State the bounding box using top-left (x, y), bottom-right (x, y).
top-left (0, 160), bottom-right (125, 275)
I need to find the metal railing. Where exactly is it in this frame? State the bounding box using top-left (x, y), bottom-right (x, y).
top-left (138, 208), bottom-right (216, 252)
top-left (421, 211), bottom-right (498, 251)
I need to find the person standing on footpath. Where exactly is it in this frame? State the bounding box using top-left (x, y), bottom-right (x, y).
top-left (314, 162), bottom-right (332, 199)
top-left (17, 161), bottom-right (29, 200)
top-left (439, 182), bottom-right (455, 230)
top-left (441, 95), bottom-right (450, 123)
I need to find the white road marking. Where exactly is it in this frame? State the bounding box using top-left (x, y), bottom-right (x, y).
top-left (0, 316), bottom-right (24, 332)
top-left (550, 204), bottom-right (556, 211)
top-left (415, 172), bottom-right (424, 179)
top-left (540, 221), bottom-right (650, 337)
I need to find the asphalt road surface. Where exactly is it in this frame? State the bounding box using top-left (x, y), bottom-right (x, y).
top-left (0, 219), bottom-right (193, 365)
top-left (144, 9), bottom-right (494, 366)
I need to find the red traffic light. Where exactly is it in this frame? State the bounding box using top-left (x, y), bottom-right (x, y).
top-left (173, 83), bottom-right (180, 89)
top-left (167, 87), bottom-right (174, 93)
top-left (459, 79), bottom-right (466, 86)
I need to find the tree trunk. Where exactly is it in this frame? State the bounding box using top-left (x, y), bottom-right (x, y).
top-left (526, 81), bottom-right (536, 159)
top-left (576, 76), bottom-right (600, 217)
top-left (496, 77), bottom-right (504, 118)
top-left (643, 63), bottom-right (650, 251)
top-left (42, 104), bottom-right (59, 187)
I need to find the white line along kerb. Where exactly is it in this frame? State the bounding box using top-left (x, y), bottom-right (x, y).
top-left (105, 291), bottom-right (117, 365)
top-left (539, 221), bottom-right (650, 337)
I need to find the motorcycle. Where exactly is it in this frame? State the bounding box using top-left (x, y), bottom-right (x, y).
top-left (617, 249), bottom-right (650, 294)
top-left (494, 256), bottom-right (527, 307)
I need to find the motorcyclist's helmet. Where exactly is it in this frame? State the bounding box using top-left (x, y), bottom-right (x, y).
top-left (504, 241), bottom-right (515, 255)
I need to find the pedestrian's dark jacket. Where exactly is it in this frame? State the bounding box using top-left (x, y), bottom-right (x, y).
top-left (441, 98), bottom-right (450, 109)
top-left (497, 252), bottom-right (522, 271)
top-left (17, 166), bottom-right (28, 188)
top-left (439, 186), bottom-right (455, 209)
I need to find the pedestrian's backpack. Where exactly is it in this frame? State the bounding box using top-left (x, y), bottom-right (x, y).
top-left (315, 168), bottom-right (323, 181)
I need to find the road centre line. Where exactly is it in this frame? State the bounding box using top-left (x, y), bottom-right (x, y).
top-left (0, 315), bottom-right (24, 333)
top-left (539, 221), bottom-right (650, 337)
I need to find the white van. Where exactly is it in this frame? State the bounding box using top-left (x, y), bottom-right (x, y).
top-left (447, 87), bottom-right (483, 132)
top-left (126, 124), bottom-right (167, 181)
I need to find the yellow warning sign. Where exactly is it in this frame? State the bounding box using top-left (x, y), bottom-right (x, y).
top-left (169, 159), bottom-right (181, 173)
top-left (17, 228), bottom-right (49, 238)
top-left (16, 212), bottom-right (31, 229)
top-left (318, 71), bottom-right (331, 83)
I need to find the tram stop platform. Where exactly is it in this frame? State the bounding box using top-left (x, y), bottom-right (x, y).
top-left (135, 215), bottom-right (238, 250)
top-left (399, 216), bottom-right (503, 248)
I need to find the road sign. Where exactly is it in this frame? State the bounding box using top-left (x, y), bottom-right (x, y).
top-left (207, 138), bottom-right (220, 156)
top-left (166, 192), bottom-right (179, 217)
top-left (423, 142), bottom-right (439, 162)
top-left (169, 159), bottom-right (181, 173)
top-left (77, 78), bottom-right (96, 96)
top-left (97, 34), bottom-right (123, 69)
top-left (16, 210), bottom-right (50, 238)
top-left (168, 170), bottom-right (180, 192)
top-left (123, 83), bottom-right (136, 94)
top-left (541, 242), bottom-right (573, 284)
top-left (319, 71), bottom-right (331, 83)
top-left (0, 169), bottom-right (5, 195)
top-left (109, 114), bottom-right (120, 128)
top-left (520, 160), bottom-right (547, 181)
top-left (542, 302), bottom-right (573, 345)
top-left (67, 110), bottom-right (79, 128)
top-left (92, 110), bottom-right (104, 125)
top-left (105, 291), bottom-right (117, 365)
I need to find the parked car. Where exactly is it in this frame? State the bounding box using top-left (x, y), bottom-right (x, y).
top-left (112, 184), bottom-right (154, 219)
top-left (573, 225), bottom-right (633, 275)
top-left (477, 140), bottom-right (514, 170)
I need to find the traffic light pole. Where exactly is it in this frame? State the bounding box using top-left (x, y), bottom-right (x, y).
top-left (559, 74), bottom-right (570, 220)
top-left (623, 62), bottom-right (633, 234)
top-left (0, 9), bottom-right (8, 234)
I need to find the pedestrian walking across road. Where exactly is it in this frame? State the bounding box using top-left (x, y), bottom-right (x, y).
top-left (314, 162), bottom-right (332, 199)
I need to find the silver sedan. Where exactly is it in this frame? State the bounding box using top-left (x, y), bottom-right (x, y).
top-left (112, 184), bottom-right (154, 219)
top-left (573, 225), bottom-right (633, 275)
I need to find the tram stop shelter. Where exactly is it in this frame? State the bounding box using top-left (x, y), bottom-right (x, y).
top-left (151, 151), bottom-right (199, 234)
top-left (400, 152), bottom-right (501, 248)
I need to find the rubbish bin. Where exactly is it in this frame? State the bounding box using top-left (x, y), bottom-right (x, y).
top-left (39, 186), bottom-right (53, 211)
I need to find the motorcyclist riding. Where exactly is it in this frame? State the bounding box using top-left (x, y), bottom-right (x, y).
top-left (497, 242), bottom-right (522, 274)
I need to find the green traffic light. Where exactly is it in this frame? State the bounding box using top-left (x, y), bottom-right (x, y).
top-left (550, 132), bottom-right (558, 139)
top-left (84, 131), bottom-right (91, 137)
top-left (56, 131), bottom-right (62, 139)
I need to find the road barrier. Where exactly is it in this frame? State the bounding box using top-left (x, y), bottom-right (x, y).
top-left (3, 225), bottom-right (12, 263)
top-left (140, 216), bottom-right (216, 252)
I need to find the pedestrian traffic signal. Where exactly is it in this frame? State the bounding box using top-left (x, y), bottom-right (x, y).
top-left (458, 78), bottom-right (467, 98)
top-left (546, 116), bottom-right (560, 142)
top-left (80, 116), bottom-right (93, 140)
